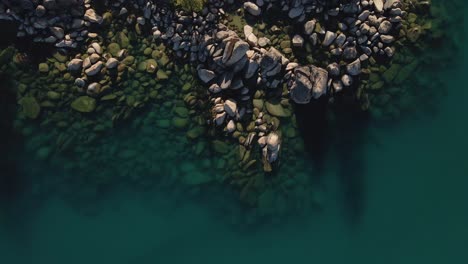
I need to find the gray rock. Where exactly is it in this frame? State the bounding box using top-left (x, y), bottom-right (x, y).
top-left (288, 6), bottom-right (304, 19)
top-left (198, 69), bottom-right (216, 83)
top-left (304, 19), bottom-right (316, 35)
top-left (247, 33), bottom-right (258, 46)
top-left (244, 2), bottom-right (261, 16)
top-left (224, 99), bottom-right (237, 117)
top-left (84, 8), bottom-right (103, 24)
top-left (378, 20), bottom-right (393, 34)
top-left (346, 59), bottom-right (361, 76)
top-left (322, 31), bottom-right (337, 46)
top-left (244, 25), bottom-right (253, 37)
top-left (380, 35), bottom-right (395, 43)
top-left (87, 82), bottom-right (101, 95)
top-left (226, 120), bottom-right (236, 133)
top-left (292, 35), bottom-right (304, 48)
top-left (289, 65), bottom-right (328, 104)
top-left (358, 10), bottom-right (370, 21)
top-left (343, 46), bottom-right (358, 60)
top-left (50, 26), bottom-right (64, 39)
top-left (90, 42), bottom-right (102, 54)
top-left (219, 71), bottom-right (233, 89)
top-left (67, 59), bottom-right (83, 71)
top-left (341, 74), bottom-right (353, 86)
top-left (35, 5), bottom-right (46, 17)
top-left (258, 37), bottom-right (270, 47)
top-left (327, 63), bottom-right (340, 77)
top-left (84, 61), bottom-right (103, 76)
top-left (225, 40), bottom-right (249, 67)
top-left (332, 80), bottom-right (343, 92)
top-left (245, 59), bottom-right (259, 79)
top-left (374, 0), bottom-right (384, 12)
top-left (106, 58), bottom-right (118, 69)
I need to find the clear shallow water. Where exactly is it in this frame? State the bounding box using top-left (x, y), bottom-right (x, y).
top-left (1, 1), bottom-right (468, 263)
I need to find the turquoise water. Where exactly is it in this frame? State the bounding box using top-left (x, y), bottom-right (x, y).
top-left (1, 1), bottom-right (468, 263)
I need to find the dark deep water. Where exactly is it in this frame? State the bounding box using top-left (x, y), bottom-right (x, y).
top-left (1, 2), bottom-right (468, 264)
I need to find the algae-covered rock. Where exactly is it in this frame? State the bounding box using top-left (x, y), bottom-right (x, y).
top-left (107, 43), bottom-right (121, 57)
top-left (47, 91), bottom-right (61, 100)
top-left (213, 140), bottom-right (229, 154)
top-left (172, 117), bottom-right (189, 128)
top-left (174, 106), bottom-right (189, 117)
top-left (186, 126), bottom-right (205, 139)
top-left (71, 96), bottom-right (96, 113)
top-left (38, 63), bottom-right (49, 73)
top-left (146, 59), bottom-right (158, 73)
top-left (19, 97), bottom-right (41, 119)
top-left (156, 70), bottom-right (169, 80)
top-left (0, 47), bottom-right (15, 65)
top-left (117, 32), bottom-right (130, 48)
top-left (265, 101), bottom-right (290, 117)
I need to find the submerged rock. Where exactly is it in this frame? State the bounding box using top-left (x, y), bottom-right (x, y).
top-left (289, 65), bottom-right (328, 104)
top-left (71, 96), bottom-right (96, 113)
top-left (19, 97), bottom-right (41, 119)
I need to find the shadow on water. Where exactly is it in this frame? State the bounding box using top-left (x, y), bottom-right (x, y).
top-left (295, 93), bottom-right (369, 226)
top-left (0, 72), bottom-right (30, 233)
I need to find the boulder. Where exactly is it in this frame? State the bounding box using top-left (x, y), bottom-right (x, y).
top-left (244, 2), bottom-right (261, 16)
top-left (71, 96), bottom-right (96, 113)
top-left (198, 69), bottom-right (216, 83)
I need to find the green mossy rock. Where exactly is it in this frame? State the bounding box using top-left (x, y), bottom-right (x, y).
top-left (383, 64), bottom-right (401, 83)
top-left (107, 43), bottom-right (121, 57)
top-left (156, 70), bottom-right (169, 80)
top-left (186, 126), bottom-right (205, 139)
top-left (213, 140), bottom-right (229, 154)
top-left (117, 32), bottom-right (130, 48)
top-left (19, 97), bottom-right (41, 119)
top-left (122, 56), bottom-right (135, 66)
top-left (146, 59), bottom-right (158, 73)
top-left (38, 63), bottom-right (49, 73)
top-left (265, 101), bottom-right (290, 117)
top-left (0, 47), bottom-right (15, 65)
top-left (172, 117), bottom-right (189, 128)
top-left (174, 106), bottom-right (189, 117)
top-left (253, 99), bottom-right (264, 110)
top-left (137, 61), bottom-right (147, 72)
top-left (47, 91), bottom-right (61, 100)
top-left (71, 96), bottom-right (96, 113)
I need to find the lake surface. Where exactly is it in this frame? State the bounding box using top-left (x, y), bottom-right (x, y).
top-left (0, 1), bottom-right (467, 263)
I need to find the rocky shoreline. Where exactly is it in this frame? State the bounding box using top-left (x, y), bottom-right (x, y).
top-left (0, 0), bottom-right (456, 221)
top-left (0, 0), bottom-right (410, 171)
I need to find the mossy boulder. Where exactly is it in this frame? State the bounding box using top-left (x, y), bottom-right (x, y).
top-left (265, 101), bottom-right (290, 117)
top-left (186, 126), bottom-right (205, 139)
top-left (71, 96), bottom-right (96, 113)
top-left (172, 117), bottom-right (189, 128)
top-left (156, 70), bottom-right (169, 80)
top-left (107, 43), bottom-right (121, 57)
top-left (38, 63), bottom-right (49, 73)
top-left (146, 59), bottom-right (158, 73)
top-left (0, 47), bottom-right (15, 65)
top-left (19, 97), bottom-right (41, 119)
top-left (173, 0), bottom-right (206, 12)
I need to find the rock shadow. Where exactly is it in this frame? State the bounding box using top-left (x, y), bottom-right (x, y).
top-left (0, 71), bottom-right (33, 247)
top-left (295, 94), bottom-right (369, 226)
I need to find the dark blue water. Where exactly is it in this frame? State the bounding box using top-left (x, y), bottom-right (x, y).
top-left (1, 1), bottom-right (467, 263)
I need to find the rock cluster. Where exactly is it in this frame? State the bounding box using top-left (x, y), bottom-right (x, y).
top-left (0, 0), bottom-right (103, 48)
top-left (68, 42), bottom-right (126, 98)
